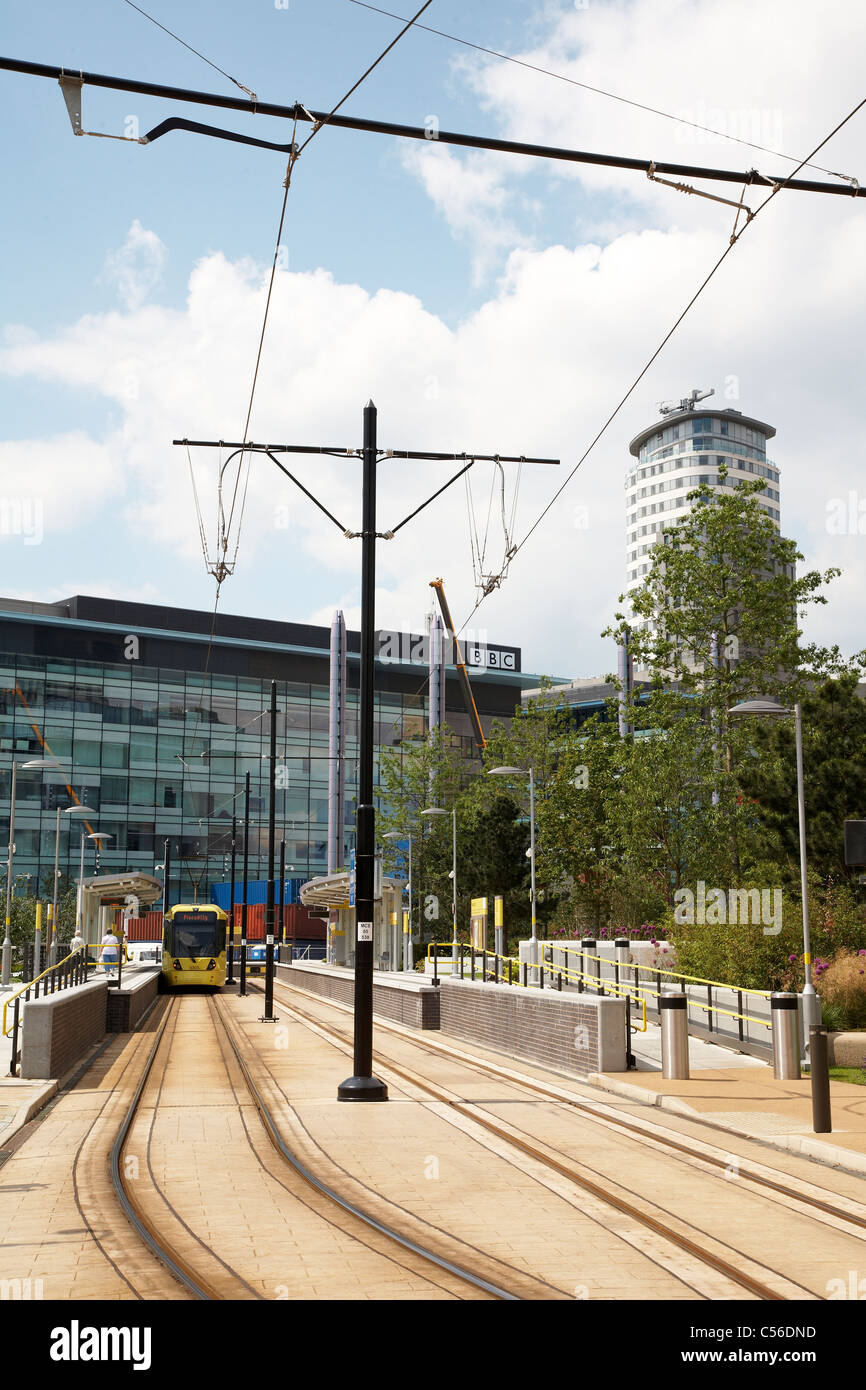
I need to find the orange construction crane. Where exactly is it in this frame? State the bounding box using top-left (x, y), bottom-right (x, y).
top-left (429, 579), bottom-right (486, 753)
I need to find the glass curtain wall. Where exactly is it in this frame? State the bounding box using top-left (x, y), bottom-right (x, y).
top-left (0, 651), bottom-right (425, 902)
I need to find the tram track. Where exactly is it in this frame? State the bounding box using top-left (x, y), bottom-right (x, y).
top-left (208, 992), bottom-right (567, 1299)
top-left (114, 995), bottom-right (263, 1299)
top-left (257, 976), bottom-right (866, 1302)
top-left (269, 983), bottom-right (866, 1236)
top-left (113, 990), bottom-right (545, 1299)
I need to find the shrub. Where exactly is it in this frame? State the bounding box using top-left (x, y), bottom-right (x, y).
top-left (818, 950), bottom-right (866, 1031)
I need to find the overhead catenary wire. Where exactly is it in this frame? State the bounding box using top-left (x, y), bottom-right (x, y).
top-left (295, 0), bottom-right (435, 159)
top-left (216, 0), bottom-right (436, 577)
top-left (455, 89), bottom-right (866, 641)
top-left (3, 58), bottom-right (862, 198)
top-left (345, 0), bottom-right (854, 184)
top-left (121, 0), bottom-right (258, 101)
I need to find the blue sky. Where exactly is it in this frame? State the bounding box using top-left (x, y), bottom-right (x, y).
top-left (1, 0), bottom-right (865, 677)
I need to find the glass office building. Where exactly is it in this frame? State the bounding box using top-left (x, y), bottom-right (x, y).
top-left (0, 595), bottom-right (535, 904)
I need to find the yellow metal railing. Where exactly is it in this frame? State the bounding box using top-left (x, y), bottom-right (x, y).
top-left (2, 946), bottom-right (87, 1037)
top-left (425, 941), bottom-right (648, 1031)
top-left (546, 945), bottom-right (772, 998)
top-left (541, 945), bottom-right (771, 1031)
top-left (2, 941), bottom-right (133, 1039)
top-left (426, 938), bottom-right (768, 1034)
top-left (531, 952), bottom-right (648, 1030)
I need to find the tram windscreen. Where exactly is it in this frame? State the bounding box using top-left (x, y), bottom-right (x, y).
top-left (168, 911), bottom-right (225, 958)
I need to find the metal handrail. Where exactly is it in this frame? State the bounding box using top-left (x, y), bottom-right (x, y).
top-left (551, 945), bottom-right (772, 999)
top-left (532, 951), bottom-right (648, 1029)
top-left (424, 940), bottom-right (648, 1029)
top-left (541, 945), bottom-right (771, 1031)
top-left (2, 945), bottom-right (88, 1037)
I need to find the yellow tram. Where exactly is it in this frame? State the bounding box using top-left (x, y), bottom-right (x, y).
top-left (162, 903), bottom-right (228, 988)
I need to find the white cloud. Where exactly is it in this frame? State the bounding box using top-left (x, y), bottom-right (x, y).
top-left (1, 1), bottom-right (864, 678)
top-left (0, 433), bottom-right (121, 543)
top-left (102, 219), bottom-right (167, 311)
top-left (1, 190), bottom-right (865, 677)
top-left (403, 0), bottom-right (865, 267)
top-left (400, 145), bottom-right (534, 283)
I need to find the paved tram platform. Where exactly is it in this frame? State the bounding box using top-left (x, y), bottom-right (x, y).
top-left (1, 974), bottom-right (865, 1301)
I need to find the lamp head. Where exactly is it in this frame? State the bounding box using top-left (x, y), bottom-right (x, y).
top-left (728, 698), bottom-right (792, 717)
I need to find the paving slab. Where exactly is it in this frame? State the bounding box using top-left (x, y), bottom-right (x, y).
top-left (590, 1062), bottom-right (866, 1178)
top-left (236, 983), bottom-right (866, 1301)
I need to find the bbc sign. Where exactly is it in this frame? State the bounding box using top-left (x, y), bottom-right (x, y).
top-left (377, 629), bottom-right (521, 672)
top-left (466, 645), bottom-right (519, 671)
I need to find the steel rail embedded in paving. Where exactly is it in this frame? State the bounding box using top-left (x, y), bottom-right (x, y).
top-left (110, 998), bottom-right (225, 1301)
top-left (261, 979), bottom-right (836, 1302)
top-left (266, 976), bottom-right (866, 1236)
top-left (211, 993), bottom-right (522, 1301)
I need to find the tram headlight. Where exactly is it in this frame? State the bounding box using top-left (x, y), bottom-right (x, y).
top-left (207, 958), bottom-right (216, 970)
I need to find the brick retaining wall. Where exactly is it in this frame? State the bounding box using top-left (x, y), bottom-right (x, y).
top-left (20, 979), bottom-right (110, 1081)
top-left (440, 978), bottom-right (627, 1075)
top-left (277, 962), bottom-right (441, 1029)
top-left (105, 970), bottom-right (160, 1032)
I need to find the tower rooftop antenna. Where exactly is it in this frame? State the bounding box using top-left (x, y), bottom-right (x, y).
top-left (658, 386), bottom-right (715, 416)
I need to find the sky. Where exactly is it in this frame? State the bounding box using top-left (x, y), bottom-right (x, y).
top-left (0, 0), bottom-right (864, 681)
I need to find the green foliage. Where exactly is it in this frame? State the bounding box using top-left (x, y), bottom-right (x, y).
top-left (377, 727), bottom-right (531, 946)
top-left (0, 875), bottom-right (79, 950)
top-left (372, 491), bottom-right (866, 996)
top-left (738, 674), bottom-right (866, 885)
top-left (605, 472), bottom-right (843, 712)
top-left (664, 875), bottom-right (866, 991)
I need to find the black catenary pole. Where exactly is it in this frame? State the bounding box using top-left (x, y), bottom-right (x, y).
top-left (338, 402), bottom-right (388, 1102)
top-left (279, 837), bottom-right (286, 956)
top-left (240, 771), bottom-right (250, 997)
top-left (170, 410), bottom-right (557, 1098)
top-left (162, 836), bottom-right (172, 914)
top-left (261, 681), bottom-right (278, 1022)
top-left (226, 814), bottom-right (236, 985)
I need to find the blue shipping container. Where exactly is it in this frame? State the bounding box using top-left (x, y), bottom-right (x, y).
top-left (209, 878), bottom-right (306, 910)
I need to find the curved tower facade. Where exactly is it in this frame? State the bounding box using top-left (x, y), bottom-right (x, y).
top-left (625, 388), bottom-right (780, 595)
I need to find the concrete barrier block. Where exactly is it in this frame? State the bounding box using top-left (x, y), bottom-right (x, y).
top-left (20, 979), bottom-right (109, 1080)
top-left (440, 978), bottom-right (627, 1076)
top-left (828, 1031), bottom-right (866, 1068)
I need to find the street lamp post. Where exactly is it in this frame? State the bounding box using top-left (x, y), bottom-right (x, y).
top-left (382, 831), bottom-right (412, 971)
top-left (420, 807), bottom-right (457, 973)
top-left (226, 817), bottom-right (237, 985)
top-left (262, 680), bottom-right (278, 1024)
top-left (3, 756), bottom-right (68, 987)
top-left (51, 804), bottom-right (96, 964)
top-left (240, 771), bottom-right (250, 998)
top-left (488, 766), bottom-right (537, 972)
top-left (729, 699), bottom-right (819, 1034)
top-left (278, 837), bottom-right (286, 956)
top-left (88, 832), bottom-right (113, 876)
top-left (86, 832), bottom-right (113, 957)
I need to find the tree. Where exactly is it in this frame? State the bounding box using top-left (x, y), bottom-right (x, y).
top-left (469, 681), bottom-right (574, 933)
top-left (605, 473), bottom-right (851, 886)
top-left (605, 473), bottom-right (846, 779)
top-left (738, 672), bottom-right (866, 886)
top-left (376, 727), bottom-right (464, 946)
top-left (609, 692), bottom-right (747, 914)
top-left (537, 711), bottom-right (622, 932)
top-left (0, 877), bottom-right (79, 955)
